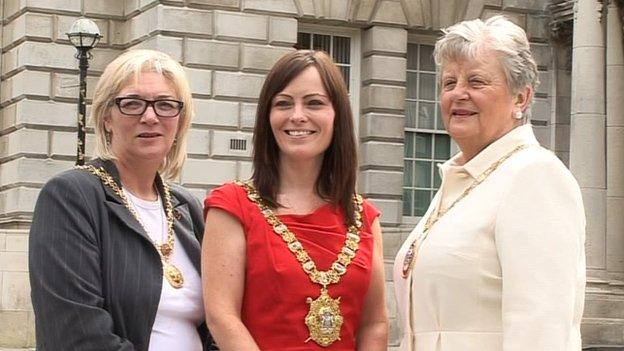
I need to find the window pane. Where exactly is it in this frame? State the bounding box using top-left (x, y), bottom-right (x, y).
top-left (404, 133), bottom-right (414, 158)
top-left (403, 189), bottom-right (413, 216)
top-left (333, 36), bottom-right (350, 64)
top-left (313, 34), bottom-right (330, 53)
top-left (419, 45), bottom-right (435, 72)
top-left (436, 104), bottom-right (445, 130)
top-left (418, 102), bottom-right (435, 129)
top-left (404, 42), bottom-right (449, 218)
top-left (407, 43), bottom-right (418, 70)
top-left (414, 190), bottom-right (430, 216)
top-left (407, 72), bottom-right (418, 99)
top-left (433, 166), bottom-right (442, 188)
top-left (419, 73), bottom-right (436, 100)
top-left (404, 160), bottom-right (414, 187)
top-left (414, 161), bottom-right (432, 187)
top-left (338, 65), bottom-right (350, 90)
top-left (296, 32), bottom-right (311, 50)
top-left (414, 133), bottom-right (432, 159)
top-left (434, 134), bottom-right (451, 160)
top-left (405, 101), bottom-right (417, 128)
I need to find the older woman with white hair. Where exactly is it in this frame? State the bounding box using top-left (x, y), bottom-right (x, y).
top-left (29, 49), bottom-right (216, 350)
top-left (394, 16), bottom-right (586, 351)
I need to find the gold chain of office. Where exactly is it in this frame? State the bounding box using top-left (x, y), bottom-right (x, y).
top-left (76, 165), bottom-right (184, 289)
top-left (401, 144), bottom-right (531, 278)
top-left (238, 181), bottom-right (364, 347)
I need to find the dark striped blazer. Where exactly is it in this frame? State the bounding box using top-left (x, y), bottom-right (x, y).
top-left (29, 159), bottom-right (216, 350)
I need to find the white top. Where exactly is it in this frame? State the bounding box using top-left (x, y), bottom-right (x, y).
top-left (393, 124), bottom-right (586, 351)
top-left (124, 189), bottom-right (204, 351)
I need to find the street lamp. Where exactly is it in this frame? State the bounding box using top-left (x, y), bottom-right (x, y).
top-left (67, 18), bottom-right (102, 165)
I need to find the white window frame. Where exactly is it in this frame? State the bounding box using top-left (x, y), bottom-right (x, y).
top-left (402, 34), bottom-right (459, 225)
top-left (297, 23), bottom-right (361, 130)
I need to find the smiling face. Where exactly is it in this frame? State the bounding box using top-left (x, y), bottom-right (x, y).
top-left (440, 49), bottom-right (527, 159)
top-left (104, 71), bottom-right (180, 167)
top-left (269, 66), bottom-right (335, 164)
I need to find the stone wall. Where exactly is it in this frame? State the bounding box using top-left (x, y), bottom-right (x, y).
top-left (0, 0), bottom-right (604, 349)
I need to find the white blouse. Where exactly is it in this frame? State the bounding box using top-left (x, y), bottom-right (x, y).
top-left (124, 190), bottom-right (205, 351)
top-left (393, 125), bottom-right (586, 351)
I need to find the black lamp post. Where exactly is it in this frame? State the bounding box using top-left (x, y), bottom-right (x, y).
top-left (67, 18), bottom-right (102, 166)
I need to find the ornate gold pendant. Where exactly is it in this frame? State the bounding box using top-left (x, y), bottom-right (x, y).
top-left (402, 242), bottom-right (416, 278)
top-left (160, 243), bottom-right (172, 256)
top-left (163, 262), bottom-right (184, 289)
top-left (304, 287), bottom-right (343, 347)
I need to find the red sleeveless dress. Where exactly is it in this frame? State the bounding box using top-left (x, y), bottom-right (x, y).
top-left (204, 182), bottom-right (380, 350)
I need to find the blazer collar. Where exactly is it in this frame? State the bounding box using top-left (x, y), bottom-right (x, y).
top-left (92, 158), bottom-right (181, 207)
top-left (440, 124), bottom-right (539, 180)
top-left (87, 159), bottom-right (201, 272)
top-left (88, 159), bottom-right (180, 241)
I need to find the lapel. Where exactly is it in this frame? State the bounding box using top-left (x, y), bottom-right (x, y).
top-left (171, 198), bottom-right (201, 272)
top-left (91, 159), bottom-right (152, 243)
top-left (90, 159), bottom-right (201, 273)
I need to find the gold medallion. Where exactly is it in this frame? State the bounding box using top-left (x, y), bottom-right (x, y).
top-left (305, 287), bottom-right (343, 347)
top-left (76, 165), bottom-right (184, 289)
top-left (400, 144), bottom-right (531, 279)
top-left (238, 181), bottom-right (364, 347)
top-left (164, 262), bottom-right (184, 289)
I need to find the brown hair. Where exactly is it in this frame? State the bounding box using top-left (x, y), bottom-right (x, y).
top-left (252, 50), bottom-right (358, 225)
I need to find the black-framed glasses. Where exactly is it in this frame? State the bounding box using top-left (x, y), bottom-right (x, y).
top-left (113, 97), bottom-right (183, 118)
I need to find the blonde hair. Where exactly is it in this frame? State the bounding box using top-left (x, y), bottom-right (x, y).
top-left (91, 49), bottom-right (193, 180)
top-left (434, 15), bottom-right (539, 119)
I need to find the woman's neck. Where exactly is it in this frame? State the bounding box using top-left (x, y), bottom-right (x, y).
top-left (279, 156), bottom-right (321, 193)
top-left (114, 159), bottom-right (159, 200)
top-left (456, 122), bottom-right (524, 165)
top-left (276, 156), bottom-right (325, 212)
top-left (456, 144), bottom-right (484, 165)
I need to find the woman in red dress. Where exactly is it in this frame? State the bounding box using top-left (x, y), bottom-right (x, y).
top-left (201, 50), bottom-right (388, 350)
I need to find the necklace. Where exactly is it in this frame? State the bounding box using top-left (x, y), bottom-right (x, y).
top-left (401, 144), bottom-right (530, 278)
top-left (76, 165), bottom-right (184, 289)
top-left (238, 181), bottom-right (364, 347)
top-left (124, 188), bottom-right (167, 244)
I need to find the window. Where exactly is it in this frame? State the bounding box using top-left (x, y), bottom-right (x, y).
top-left (403, 43), bottom-right (451, 217)
top-left (294, 25), bottom-right (360, 129)
top-left (295, 32), bottom-right (352, 91)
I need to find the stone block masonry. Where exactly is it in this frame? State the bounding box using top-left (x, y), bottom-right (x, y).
top-left (2, 0), bottom-right (615, 349)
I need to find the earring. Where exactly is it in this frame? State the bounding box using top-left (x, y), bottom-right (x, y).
top-left (513, 111), bottom-right (523, 120)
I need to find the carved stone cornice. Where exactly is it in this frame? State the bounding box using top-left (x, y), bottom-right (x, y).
top-left (548, 0), bottom-right (575, 40)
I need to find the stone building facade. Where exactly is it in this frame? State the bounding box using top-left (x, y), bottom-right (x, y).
top-left (0, 0), bottom-right (622, 349)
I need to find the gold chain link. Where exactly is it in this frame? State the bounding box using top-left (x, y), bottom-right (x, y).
top-left (237, 181), bottom-right (364, 287)
top-left (76, 165), bottom-right (177, 268)
top-left (402, 144), bottom-right (531, 277)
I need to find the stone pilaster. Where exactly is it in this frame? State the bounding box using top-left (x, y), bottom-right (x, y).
top-left (360, 26), bottom-right (406, 227)
top-left (606, 1), bottom-right (624, 274)
top-left (0, 229), bottom-right (33, 348)
top-left (360, 25), bottom-right (407, 349)
top-left (570, 0), bottom-right (607, 270)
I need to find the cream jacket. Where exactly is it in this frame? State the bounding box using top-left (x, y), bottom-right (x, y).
top-left (393, 125), bottom-right (586, 351)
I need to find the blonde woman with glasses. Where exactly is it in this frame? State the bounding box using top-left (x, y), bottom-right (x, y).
top-left (29, 49), bottom-right (216, 351)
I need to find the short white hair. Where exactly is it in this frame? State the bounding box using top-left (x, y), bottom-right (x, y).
top-left (434, 15), bottom-right (539, 118)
